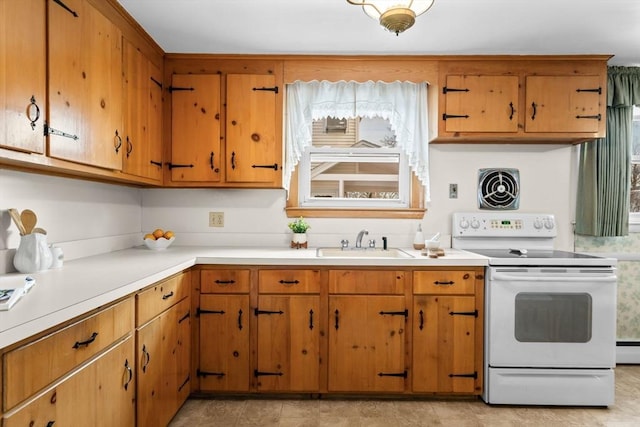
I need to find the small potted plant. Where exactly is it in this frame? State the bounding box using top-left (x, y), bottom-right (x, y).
top-left (288, 216), bottom-right (310, 248)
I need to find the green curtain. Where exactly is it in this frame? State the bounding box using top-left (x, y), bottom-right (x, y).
top-left (576, 66), bottom-right (640, 236)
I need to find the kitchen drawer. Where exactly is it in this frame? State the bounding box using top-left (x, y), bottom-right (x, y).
top-left (137, 272), bottom-right (190, 326)
top-left (328, 270), bottom-right (405, 294)
top-left (200, 269), bottom-right (250, 294)
top-left (413, 270), bottom-right (476, 295)
top-left (258, 269), bottom-right (320, 294)
top-left (3, 298), bottom-right (133, 411)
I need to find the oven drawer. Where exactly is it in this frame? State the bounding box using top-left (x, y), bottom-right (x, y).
top-left (413, 270), bottom-right (475, 294)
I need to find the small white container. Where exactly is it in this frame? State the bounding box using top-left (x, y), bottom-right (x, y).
top-left (14, 233), bottom-right (53, 273)
top-left (50, 246), bottom-right (64, 268)
top-left (413, 224), bottom-right (425, 250)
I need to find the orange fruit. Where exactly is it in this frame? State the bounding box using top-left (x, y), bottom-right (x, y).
top-left (163, 230), bottom-right (175, 239)
top-left (144, 233), bottom-right (156, 240)
top-left (152, 228), bottom-right (164, 239)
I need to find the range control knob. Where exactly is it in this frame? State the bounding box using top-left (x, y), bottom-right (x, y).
top-left (459, 219), bottom-right (469, 229)
top-left (544, 218), bottom-right (555, 230)
top-left (470, 219), bottom-right (480, 229)
top-left (533, 219), bottom-right (543, 229)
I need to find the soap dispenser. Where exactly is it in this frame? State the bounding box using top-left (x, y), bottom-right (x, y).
top-left (413, 223), bottom-right (425, 250)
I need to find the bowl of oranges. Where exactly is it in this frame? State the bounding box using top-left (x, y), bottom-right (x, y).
top-left (143, 228), bottom-right (175, 250)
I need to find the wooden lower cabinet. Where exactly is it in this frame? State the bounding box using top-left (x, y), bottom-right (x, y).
top-left (413, 295), bottom-right (476, 393)
top-left (198, 294), bottom-right (251, 391)
top-left (328, 295), bottom-right (406, 392)
top-left (136, 298), bottom-right (191, 427)
top-left (255, 295), bottom-right (320, 392)
top-left (3, 335), bottom-right (135, 427)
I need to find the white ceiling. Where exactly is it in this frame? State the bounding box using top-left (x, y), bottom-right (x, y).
top-left (117, 0), bottom-right (640, 66)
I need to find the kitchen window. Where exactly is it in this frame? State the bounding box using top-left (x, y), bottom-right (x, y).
top-left (630, 105), bottom-right (640, 227)
top-left (284, 80), bottom-right (429, 218)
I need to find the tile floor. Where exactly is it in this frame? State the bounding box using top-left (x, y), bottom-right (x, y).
top-left (169, 365), bottom-right (640, 426)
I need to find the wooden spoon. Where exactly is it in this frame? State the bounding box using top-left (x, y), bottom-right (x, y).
top-left (20, 209), bottom-right (37, 235)
top-left (8, 208), bottom-right (27, 235)
top-left (32, 227), bottom-right (47, 235)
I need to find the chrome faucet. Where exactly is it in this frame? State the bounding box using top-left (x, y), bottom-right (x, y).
top-left (355, 229), bottom-right (369, 248)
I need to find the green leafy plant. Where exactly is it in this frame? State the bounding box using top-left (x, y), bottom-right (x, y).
top-left (288, 216), bottom-right (310, 233)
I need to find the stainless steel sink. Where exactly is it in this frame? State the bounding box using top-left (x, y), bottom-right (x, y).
top-left (316, 247), bottom-right (414, 258)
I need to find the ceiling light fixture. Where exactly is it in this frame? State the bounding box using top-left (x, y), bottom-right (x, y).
top-left (346, 0), bottom-right (435, 36)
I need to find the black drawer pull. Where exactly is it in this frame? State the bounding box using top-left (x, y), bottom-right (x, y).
top-left (238, 309), bottom-right (244, 330)
top-left (434, 281), bottom-right (454, 285)
top-left (576, 114), bottom-right (602, 121)
top-left (124, 358), bottom-right (133, 390)
top-left (449, 310), bottom-right (479, 317)
top-left (214, 280), bottom-right (236, 285)
top-left (254, 369), bottom-right (283, 377)
top-left (72, 332), bottom-right (98, 349)
top-left (419, 309), bottom-right (424, 330)
top-left (378, 371), bottom-right (407, 378)
top-left (162, 291), bottom-right (174, 300)
top-left (28, 95), bottom-right (41, 130)
top-left (279, 280), bottom-right (300, 285)
top-left (141, 344), bottom-right (151, 373)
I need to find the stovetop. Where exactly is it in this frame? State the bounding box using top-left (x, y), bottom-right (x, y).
top-left (464, 248), bottom-right (616, 267)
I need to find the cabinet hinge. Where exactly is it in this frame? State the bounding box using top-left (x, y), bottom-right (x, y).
top-left (44, 123), bottom-right (78, 141)
top-left (254, 369), bottom-right (283, 377)
top-left (197, 369), bottom-right (225, 378)
top-left (576, 114), bottom-right (602, 121)
top-left (254, 308), bottom-right (284, 316)
top-left (252, 163), bottom-right (279, 171)
top-left (166, 162), bottom-right (194, 170)
top-left (442, 87), bottom-right (469, 94)
top-left (150, 77), bottom-right (163, 89)
top-left (252, 86), bottom-right (279, 94)
top-left (167, 86), bottom-right (194, 92)
top-left (576, 87), bottom-right (602, 94)
top-left (178, 375), bottom-right (190, 392)
top-left (449, 372), bottom-right (478, 379)
top-left (53, 0), bottom-right (78, 17)
top-left (378, 371), bottom-right (408, 378)
top-left (178, 310), bottom-right (190, 323)
top-left (449, 310), bottom-right (478, 317)
top-left (197, 308), bottom-right (225, 317)
top-left (379, 309), bottom-right (408, 318)
top-left (442, 114), bottom-right (470, 120)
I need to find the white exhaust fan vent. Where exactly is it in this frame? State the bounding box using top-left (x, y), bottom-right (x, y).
top-left (478, 168), bottom-right (520, 210)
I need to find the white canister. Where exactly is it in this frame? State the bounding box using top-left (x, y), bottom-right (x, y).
top-left (50, 246), bottom-right (64, 269)
top-left (13, 233), bottom-right (53, 273)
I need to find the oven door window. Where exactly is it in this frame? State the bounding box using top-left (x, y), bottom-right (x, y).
top-left (514, 293), bottom-right (592, 343)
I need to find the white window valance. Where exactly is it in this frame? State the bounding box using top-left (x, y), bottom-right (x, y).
top-left (284, 80), bottom-right (431, 201)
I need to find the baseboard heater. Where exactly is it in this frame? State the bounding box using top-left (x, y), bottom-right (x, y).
top-left (617, 341), bottom-right (640, 364)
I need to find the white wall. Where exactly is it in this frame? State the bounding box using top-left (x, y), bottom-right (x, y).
top-left (142, 144), bottom-right (578, 251)
top-left (0, 169), bottom-right (142, 272)
top-left (0, 143), bottom-right (578, 272)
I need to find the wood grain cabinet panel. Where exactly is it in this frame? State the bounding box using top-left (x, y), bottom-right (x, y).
top-left (3, 298), bottom-right (133, 410)
top-left (47, 0), bottom-right (123, 170)
top-left (136, 272), bottom-right (190, 326)
top-left (258, 269), bottom-right (320, 294)
top-left (0, 0), bottom-right (46, 154)
top-left (4, 335), bottom-right (135, 427)
top-left (328, 270), bottom-right (405, 294)
top-left (200, 269), bottom-right (251, 294)
top-left (413, 270), bottom-right (476, 295)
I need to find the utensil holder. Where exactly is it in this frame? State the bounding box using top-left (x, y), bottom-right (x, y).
top-left (14, 233), bottom-right (53, 273)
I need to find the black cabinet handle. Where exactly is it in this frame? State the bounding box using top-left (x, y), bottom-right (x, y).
top-left (531, 102), bottom-right (537, 120)
top-left (141, 344), bottom-right (151, 373)
top-left (114, 130), bottom-right (122, 154)
top-left (126, 136), bottom-right (133, 158)
top-left (334, 309), bottom-right (340, 330)
top-left (124, 358), bottom-right (133, 390)
top-left (238, 309), bottom-right (244, 330)
top-left (419, 309), bottom-right (424, 330)
top-left (231, 151), bottom-right (236, 170)
top-left (162, 291), bottom-right (174, 300)
top-left (28, 95), bottom-right (41, 130)
top-left (72, 332), bottom-right (98, 349)
top-left (309, 309), bottom-right (314, 330)
top-left (509, 102), bottom-right (515, 120)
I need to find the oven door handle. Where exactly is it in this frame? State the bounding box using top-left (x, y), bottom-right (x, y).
top-left (492, 273), bottom-right (616, 282)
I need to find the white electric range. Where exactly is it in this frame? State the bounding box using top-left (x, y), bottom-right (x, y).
top-left (452, 212), bottom-right (617, 407)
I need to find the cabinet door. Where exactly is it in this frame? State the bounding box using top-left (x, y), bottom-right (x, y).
top-left (136, 315), bottom-right (163, 427)
top-left (226, 74), bottom-right (279, 184)
top-left (255, 295), bottom-right (320, 391)
top-left (161, 298), bottom-right (191, 419)
top-left (5, 336), bottom-right (136, 427)
top-left (170, 73), bottom-right (221, 182)
top-left (198, 294), bottom-right (250, 391)
top-left (328, 295), bottom-right (406, 392)
top-left (443, 75), bottom-right (519, 133)
top-left (48, 0), bottom-right (123, 170)
top-left (122, 39), bottom-right (163, 181)
top-left (0, 0), bottom-right (46, 154)
top-left (413, 296), bottom-right (476, 393)
top-left (525, 75), bottom-right (603, 133)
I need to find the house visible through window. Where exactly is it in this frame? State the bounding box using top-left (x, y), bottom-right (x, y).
top-left (298, 116), bottom-right (409, 208)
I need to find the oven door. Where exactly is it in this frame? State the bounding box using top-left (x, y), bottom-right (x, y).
top-left (487, 266), bottom-right (616, 368)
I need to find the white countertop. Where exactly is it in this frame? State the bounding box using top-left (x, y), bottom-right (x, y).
top-left (0, 245), bottom-right (487, 349)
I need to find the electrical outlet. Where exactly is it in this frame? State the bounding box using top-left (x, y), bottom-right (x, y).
top-left (209, 212), bottom-right (224, 227)
top-left (449, 183), bottom-right (458, 199)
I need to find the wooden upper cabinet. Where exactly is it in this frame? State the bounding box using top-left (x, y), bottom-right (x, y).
top-left (48, 0), bottom-right (123, 170)
top-left (0, 0), bottom-right (46, 154)
top-left (443, 75), bottom-right (519, 133)
top-left (225, 74), bottom-right (279, 185)
top-left (525, 75), bottom-right (603, 133)
top-left (170, 73), bottom-right (221, 182)
top-left (122, 39), bottom-right (163, 182)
